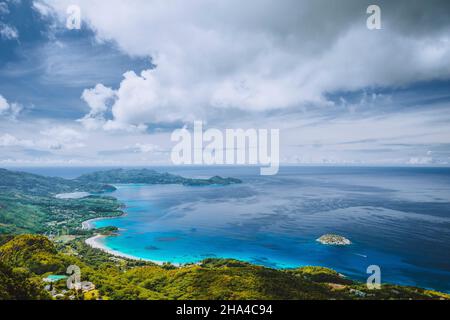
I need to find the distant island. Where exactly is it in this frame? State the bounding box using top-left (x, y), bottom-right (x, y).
top-left (316, 234), bottom-right (351, 246)
top-left (76, 168), bottom-right (242, 186)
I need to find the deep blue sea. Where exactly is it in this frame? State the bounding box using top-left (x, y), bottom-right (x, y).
top-left (15, 166), bottom-right (450, 292)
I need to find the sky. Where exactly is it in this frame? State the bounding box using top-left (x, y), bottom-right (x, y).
top-left (0, 0), bottom-right (450, 166)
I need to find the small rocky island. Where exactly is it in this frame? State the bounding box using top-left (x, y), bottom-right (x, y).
top-left (316, 234), bottom-right (351, 246)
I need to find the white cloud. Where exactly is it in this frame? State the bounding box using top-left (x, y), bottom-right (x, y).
top-left (0, 95), bottom-right (23, 120)
top-left (109, 69), bottom-right (199, 126)
top-left (0, 23), bottom-right (18, 40)
top-left (0, 126), bottom-right (85, 152)
top-left (408, 157), bottom-right (434, 165)
top-left (0, 95), bottom-right (9, 113)
top-left (43, 0), bottom-right (450, 129)
top-left (79, 84), bottom-right (116, 129)
top-left (102, 120), bottom-right (147, 133)
top-left (0, 0), bottom-right (446, 166)
top-left (79, 71), bottom-right (183, 131)
top-left (0, 134), bottom-right (34, 148)
top-left (81, 83), bottom-right (115, 115)
top-left (39, 126), bottom-right (86, 149)
top-left (133, 143), bottom-right (162, 153)
top-left (32, 1), bottom-right (53, 17)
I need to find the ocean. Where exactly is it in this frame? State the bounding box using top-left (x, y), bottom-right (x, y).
top-left (16, 166), bottom-right (450, 292)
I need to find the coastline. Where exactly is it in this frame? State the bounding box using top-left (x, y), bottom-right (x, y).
top-left (82, 213), bottom-right (173, 266)
top-left (81, 211), bottom-right (127, 230)
top-left (79, 192), bottom-right (166, 264)
top-left (82, 217), bottom-right (108, 230)
top-left (85, 234), bottom-right (166, 265)
top-left (76, 182), bottom-right (450, 294)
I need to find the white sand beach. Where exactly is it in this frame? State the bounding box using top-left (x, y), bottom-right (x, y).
top-left (55, 192), bottom-right (90, 199)
top-left (81, 215), bottom-right (125, 230)
top-left (81, 218), bottom-right (104, 230)
top-left (84, 235), bottom-right (166, 265)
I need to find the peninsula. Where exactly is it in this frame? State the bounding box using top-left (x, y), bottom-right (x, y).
top-left (0, 168), bottom-right (241, 235)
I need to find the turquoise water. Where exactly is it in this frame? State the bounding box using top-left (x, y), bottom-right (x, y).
top-left (17, 166), bottom-right (450, 292)
top-left (44, 275), bottom-right (67, 282)
top-left (83, 166), bottom-right (450, 293)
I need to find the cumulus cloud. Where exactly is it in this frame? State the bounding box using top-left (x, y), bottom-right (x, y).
top-left (0, 23), bottom-right (18, 40)
top-left (79, 84), bottom-right (116, 129)
top-left (0, 133), bottom-right (34, 148)
top-left (0, 96), bottom-right (8, 113)
top-left (0, 126), bottom-right (85, 151)
top-left (0, 0), bottom-right (445, 165)
top-left (81, 84), bottom-right (115, 116)
top-left (0, 95), bottom-right (23, 120)
top-left (108, 70), bottom-right (199, 126)
top-left (43, 0), bottom-right (450, 129)
top-left (39, 126), bottom-right (85, 149)
top-left (79, 71), bottom-right (188, 131)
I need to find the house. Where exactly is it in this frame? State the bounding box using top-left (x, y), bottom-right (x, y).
top-left (80, 281), bottom-right (96, 292)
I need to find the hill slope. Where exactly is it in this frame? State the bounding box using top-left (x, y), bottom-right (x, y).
top-left (0, 168), bottom-right (115, 196)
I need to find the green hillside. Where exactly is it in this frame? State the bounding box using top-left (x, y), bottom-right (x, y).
top-left (0, 192), bottom-right (122, 235)
top-left (0, 168), bottom-right (116, 196)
